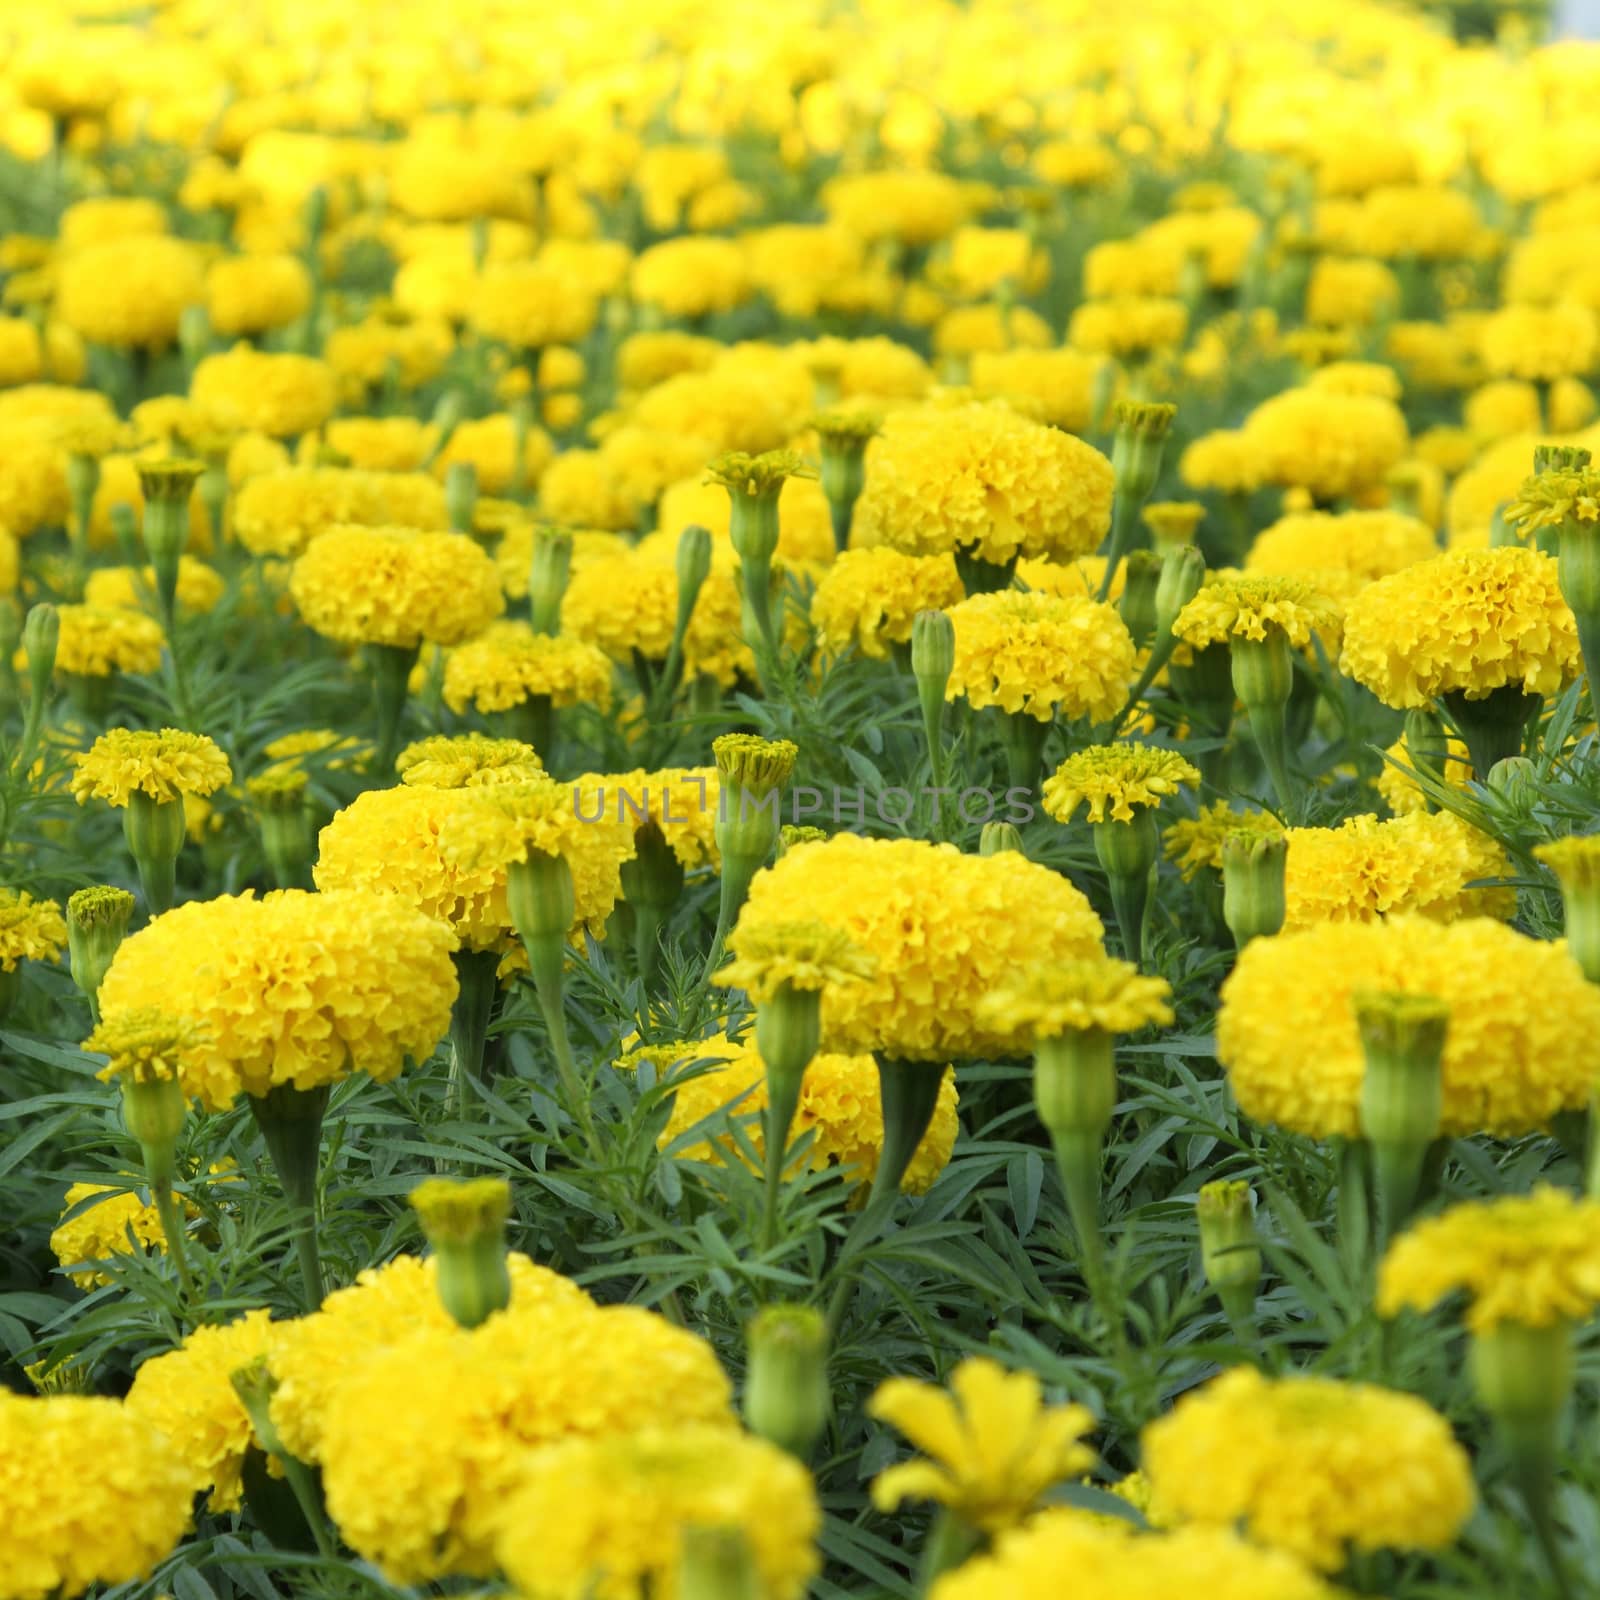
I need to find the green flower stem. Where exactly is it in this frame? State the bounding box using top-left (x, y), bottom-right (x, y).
top-left (916, 672), bottom-right (947, 791)
top-left (1247, 703), bottom-right (1295, 813)
top-left (0, 966), bottom-right (19, 1023)
top-left (249, 1082), bottom-right (331, 1310)
top-left (1049, 1127), bottom-right (1105, 1282)
top-left (523, 928), bottom-right (597, 1151)
top-left (999, 711), bottom-right (1049, 795)
top-left (502, 694), bottom-right (554, 762)
top-left (142, 1143), bottom-right (195, 1300)
top-left (1096, 493), bottom-right (1141, 601)
top-left (370, 642), bottom-right (421, 779)
top-left (447, 947), bottom-right (501, 1105)
top-left (761, 1062), bottom-right (805, 1251)
top-left (917, 1508), bottom-right (983, 1591)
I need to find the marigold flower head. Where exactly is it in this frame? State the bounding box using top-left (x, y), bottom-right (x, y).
top-left (495, 1424), bottom-right (820, 1600)
top-left (206, 253), bottom-right (313, 338)
top-left (714, 921), bottom-right (877, 1001)
top-left (870, 1356), bottom-right (1096, 1534)
top-left (1068, 296), bottom-right (1189, 356)
top-left (1283, 811), bottom-right (1513, 929)
top-left (811, 549), bottom-right (965, 660)
top-left (1172, 574), bottom-right (1342, 651)
top-left (125, 1309), bottom-right (275, 1513)
top-left (1535, 832), bottom-right (1600, 890)
top-left (596, 768), bottom-right (721, 869)
top-left (49, 1181), bottom-right (178, 1289)
top-left (442, 622), bottom-right (613, 715)
top-left (1140, 1367), bottom-right (1474, 1572)
top-left (731, 835), bottom-right (1104, 1060)
top-left (71, 728), bottom-right (232, 808)
top-left (1378, 1186), bottom-right (1600, 1333)
top-left (0, 1390), bottom-right (193, 1599)
top-left (1246, 509), bottom-right (1439, 604)
top-left (853, 401), bottom-right (1115, 566)
top-left (0, 889), bottom-right (66, 971)
top-left (432, 412), bottom-right (554, 497)
top-left (291, 524), bottom-right (504, 649)
top-left (473, 259), bottom-right (601, 348)
top-left (976, 959), bottom-right (1173, 1042)
top-left (1376, 736), bottom-right (1472, 815)
top-left (1338, 547), bottom-right (1580, 707)
top-left (234, 467), bottom-right (449, 559)
top-left (84, 557), bottom-right (226, 617)
top-left (1042, 744), bottom-right (1200, 824)
top-left (1217, 915), bottom-right (1600, 1138)
top-left (704, 448), bottom-right (815, 499)
top-left (410, 1176), bottom-right (511, 1244)
top-left (947, 589), bottom-right (1136, 723)
top-left (1180, 429), bottom-right (1265, 495)
top-left (190, 347), bottom-right (337, 439)
top-left (1480, 303), bottom-right (1599, 383)
top-left (56, 236), bottom-right (205, 351)
top-left (1243, 387), bottom-right (1409, 502)
top-left (84, 1007), bottom-right (204, 1086)
top-left (1503, 465), bottom-right (1600, 538)
top-left (968, 347), bottom-right (1101, 433)
top-left (97, 889), bottom-right (459, 1111)
top-left (46, 605), bottom-right (163, 678)
top-left (824, 169), bottom-right (971, 246)
top-left (396, 733), bottom-right (545, 788)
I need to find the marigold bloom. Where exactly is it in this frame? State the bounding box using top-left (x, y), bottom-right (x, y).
top-left (593, 767), bottom-right (721, 869)
top-left (870, 1356), bottom-right (1096, 1533)
top-left (49, 1181), bottom-right (177, 1288)
top-left (1480, 303), bottom-right (1599, 383)
top-left (395, 733), bottom-right (544, 788)
top-left (97, 889), bottom-right (459, 1111)
top-left (84, 1006), bottom-right (204, 1086)
top-left (234, 466), bottom-right (449, 558)
top-left (443, 621), bottom-right (613, 715)
top-left (976, 959), bottom-right (1173, 1041)
top-left (1378, 1186), bottom-right (1600, 1333)
top-left (126, 1309), bottom-right (275, 1512)
top-left (56, 236), bottom-right (205, 350)
top-left (1173, 573), bottom-right (1342, 651)
top-left (1068, 296), bottom-right (1189, 356)
top-left (1339, 547), bottom-right (1580, 707)
top-left (1042, 744), bottom-right (1200, 824)
top-left (930, 1512), bottom-right (1343, 1600)
top-left (969, 347), bottom-right (1100, 433)
top-left (433, 413), bottom-right (553, 497)
top-left (1245, 509), bottom-right (1439, 603)
top-left (811, 549), bottom-right (964, 659)
top-left (853, 401), bottom-right (1115, 566)
top-left (1217, 916), bottom-right (1600, 1138)
top-left (947, 589), bottom-right (1135, 723)
top-left (71, 728), bottom-right (231, 808)
top-left (1243, 387), bottom-right (1408, 502)
top-left (824, 169), bottom-right (971, 245)
top-left (191, 347), bottom-right (336, 439)
top-left (732, 835), bottom-right (1105, 1060)
top-left (633, 235), bottom-right (750, 318)
top-left (47, 604), bottom-right (163, 677)
top-left (1376, 736), bottom-right (1472, 814)
top-left (0, 889), bottom-right (66, 971)
top-left (715, 921), bottom-right (876, 1002)
top-left (206, 253), bottom-right (313, 337)
top-left (473, 260), bottom-right (600, 349)
top-left (1141, 1367), bottom-right (1474, 1572)
top-left (84, 557), bottom-right (226, 617)
top-left (291, 524), bottom-right (504, 649)
top-left (1180, 429), bottom-right (1265, 495)
top-left (496, 1425), bottom-right (820, 1600)
top-left (1283, 811), bottom-right (1512, 928)
top-left (0, 1391), bottom-right (193, 1599)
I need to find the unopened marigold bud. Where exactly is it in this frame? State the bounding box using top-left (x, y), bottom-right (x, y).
top-left (1487, 754), bottom-right (1539, 815)
top-left (1535, 835), bottom-right (1600, 985)
top-left (813, 409), bottom-right (879, 553)
top-left (67, 885), bottom-right (134, 1010)
top-left (1356, 990), bottom-right (1447, 1231)
top-left (411, 1175), bottom-right (513, 1329)
top-left (1154, 544), bottom-right (1206, 642)
top-left (125, 792), bottom-right (187, 917)
top-left (506, 848), bottom-right (575, 953)
top-left (1119, 550), bottom-right (1162, 649)
top-left (744, 1304), bottom-right (829, 1459)
top-left (1111, 401), bottom-right (1177, 504)
top-left (429, 388), bottom-right (467, 457)
top-left (675, 523), bottom-right (713, 614)
top-left (22, 602), bottom-right (58, 703)
top-left (248, 767), bottom-right (315, 889)
top-left (1196, 1179), bottom-right (1261, 1331)
top-left (1222, 828), bottom-right (1286, 948)
top-left (530, 526), bottom-right (574, 636)
top-left (979, 820), bottom-right (1025, 856)
top-left (445, 461), bottom-right (478, 533)
top-left (138, 459), bottom-right (203, 627)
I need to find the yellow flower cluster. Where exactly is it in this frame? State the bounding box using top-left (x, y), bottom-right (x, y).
top-left (0, 888), bottom-right (66, 971)
top-left (947, 590), bottom-right (1136, 723)
top-left (234, 467), bottom-right (449, 558)
top-left (191, 346), bottom-right (337, 439)
top-left (1163, 802), bottom-right (1284, 880)
top-left (976, 959), bottom-right (1174, 1043)
top-left (811, 548), bottom-right (964, 660)
top-left (1141, 1367), bottom-right (1474, 1572)
top-left (1217, 916), bottom-right (1600, 1138)
top-left (1173, 574), bottom-right (1342, 650)
top-left (732, 835), bottom-right (1105, 1060)
top-left (71, 727), bottom-right (232, 807)
top-left (49, 604), bottom-right (164, 678)
top-left (442, 621), bottom-right (614, 714)
top-left (1245, 510), bottom-right (1440, 605)
top-left (598, 767), bottom-right (721, 868)
top-left (395, 733), bottom-right (543, 787)
top-left (291, 525), bottom-right (505, 648)
top-left (97, 889), bottom-right (459, 1110)
top-left (49, 1181), bottom-right (177, 1289)
top-left (84, 557), bottom-right (226, 616)
top-left (1242, 388), bottom-right (1409, 503)
top-left (1042, 744), bottom-right (1200, 824)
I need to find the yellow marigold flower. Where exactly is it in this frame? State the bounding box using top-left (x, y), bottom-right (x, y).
top-left (495, 524), bottom-right (628, 599)
top-left (291, 524), bottom-right (503, 649)
top-left (395, 733), bottom-right (544, 788)
top-left (655, 472), bottom-right (835, 566)
top-left (1246, 509), bottom-right (1439, 604)
top-left (432, 412), bottom-right (553, 497)
top-left (314, 785), bottom-right (515, 951)
top-left (0, 315), bottom-right (42, 386)
top-left (1480, 303), bottom-right (1599, 383)
top-left (660, 1044), bottom-right (958, 1194)
top-left (1242, 387), bottom-right (1408, 503)
top-left (48, 604), bottom-right (163, 678)
top-left (472, 259), bottom-right (600, 349)
top-left (1016, 555), bottom-right (1125, 602)
top-left (50, 1181), bottom-right (178, 1289)
top-left (1306, 256), bottom-right (1399, 328)
top-left (311, 1298), bottom-right (734, 1583)
top-left (1180, 429), bottom-right (1266, 496)
top-left (442, 621), bottom-right (613, 715)
top-left (966, 347), bottom-right (1100, 434)
top-left (824, 169), bottom-right (971, 246)
top-left (930, 1511), bottom-right (1342, 1600)
top-left (71, 728), bottom-right (231, 808)
top-left (1338, 547), bottom-right (1580, 708)
top-left (440, 778), bottom-right (634, 940)
top-left (84, 556), bottom-right (226, 617)
top-left (1283, 811), bottom-right (1513, 929)
top-left (266, 1251), bottom-right (590, 1463)
top-left (976, 958), bottom-right (1173, 1040)
top-left (321, 417), bottom-right (432, 474)
top-left (1173, 573), bottom-right (1341, 651)
top-left (715, 920), bottom-right (876, 1002)
top-left (125, 1308), bottom-right (275, 1512)
top-left (496, 1424), bottom-right (819, 1600)
top-left (324, 316), bottom-right (454, 399)
top-left (262, 728), bottom-right (366, 771)
top-left (190, 347), bottom-right (336, 439)
top-left (1067, 296), bottom-right (1188, 356)
top-left (632, 235), bottom-right (749, 319)
top-left (234, 465), bottom-right (449, 558)
top-left (1305, 360), bottom-right (1403, 401)
top-left (1376, 736), bottom-right (1471, 814)
top-left (206, 253), bottom-right (313, 337)
top-left (1503, 464), bottom-right (1600, 539)
top-left (1141, 1367), bottom-right (1474, 1572)
top-left (0, 1390), bottom-right (193, 1600)
top-left (732, 835), bottom-right (1105, 1060)
top-left (0, 889), bottom-right (66, 971)
top-left (947, 589), bottom-right (1136, 723)
top-left (1378, 1187), bottom-right (1600, 1333)
top-left (97, 888), bottom-right (459, 1111)
top-left (810, 548), bottom-right (964, 659)
top-left (1042, 744), bottom-right (1200, 824)
top-left (615, 330), bottom-right (720, 392)
top-left (84, 1007), bottom-right (204, 1086)
top-left (870, 1356), bottom-right (1095, 1533)
top-left (55, 236), bottom-right (205, 350)
top-left (853, 400), bottom-right (1114, 566)
top-left (1217, 916), bottom-right (1600, 1138)
top-left (594, 767), bottom-right (721, 869)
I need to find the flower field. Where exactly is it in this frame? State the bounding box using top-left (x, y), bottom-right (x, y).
top-left (9, 0), bottom-right (1600, 1596)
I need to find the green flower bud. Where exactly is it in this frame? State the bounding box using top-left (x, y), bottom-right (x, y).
top-left (1222, 828), bottom-right (1286, 948)
top-left (1110, 401), bottom-right (1177, 504)
top-left (910, 608), bottom-right (955, 685)
top-left (178, 304), bottom-right (212, 368)
top-left (1196, 1179), bottom-right (1261, 1297)
top-left (506, 848), bottom-right (575, 952)
top-left (1154, 544), bottom-right (1206, 639)
top-left (744, 1304), bottom-right (829, 1458)
top-left (1118, 549), bottom-right (1162, 649)
top-left (137, 459), bottom-right (203, 627)
top-left (445, 461), bottom-right (478, 533)
top-left (813, 410), bottom-right (879, 553)
top-left (248, 768), bottom-right (315, 888)
top-left (979, 820), bottom-right (1025, 856)
top-left (1033, 1026), bottom-right (1117, 1143)
top-left (410, 1176), bottom-right (513, 1329)
top-left (429, 388), bottom-right (467, 457)
top-left (1229, 630), bottom-right (1293, 717)
top-left (676, 523), bottom-right (713, 617)
top-left (530, 526), bottom-right (574, 636)
top-left (754, 981), bottom-right (821, 1089)
top-left (109, 500), bottom-right (140, 562)
top-left (124, 792), bottom-right (188, 916)
top-left (22, 603), bottom-right (58, 702)
top-left (1487, 754), bottom-right (1540, 816)
top-left (67, 886), bottom-right (135, 1010)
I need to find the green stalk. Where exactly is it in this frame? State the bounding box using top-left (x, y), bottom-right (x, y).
top-left (249, 1083), bottom-right (331, 1310)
